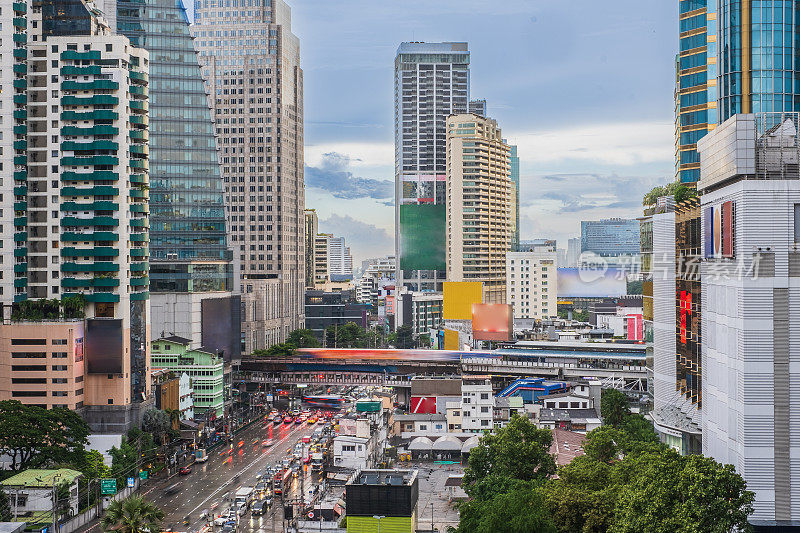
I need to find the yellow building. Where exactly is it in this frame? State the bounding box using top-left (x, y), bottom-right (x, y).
top-left (446, 114), bottom-right (513, 304)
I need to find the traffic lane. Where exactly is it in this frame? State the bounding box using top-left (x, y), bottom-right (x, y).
top-left (158, 421), bottom-right (321, 530)
top-left (238, 469), bottom-right (324, 533)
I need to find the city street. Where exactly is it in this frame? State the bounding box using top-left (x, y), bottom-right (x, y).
top-left (79, 419), bottom-right (323, 533)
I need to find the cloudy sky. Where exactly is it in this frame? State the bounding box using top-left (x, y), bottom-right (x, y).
top-left (289, 0), bottom-right (678, 264)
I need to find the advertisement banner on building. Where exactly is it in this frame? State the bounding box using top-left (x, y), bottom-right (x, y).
top-left (472, 303), bottom-right (513, 341)
top-left (410, 396), bottom-right (437, 414)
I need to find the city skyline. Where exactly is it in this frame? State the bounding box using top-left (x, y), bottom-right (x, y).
top-left (284, 0), bottom-right (678, 263)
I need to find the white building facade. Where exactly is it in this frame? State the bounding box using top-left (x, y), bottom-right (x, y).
top-left (506, 251), bottom-right (557, 319)
top-left (460, 376), bottom-right (494, 432)
top-left (697, 113), bottom-right (800, 527)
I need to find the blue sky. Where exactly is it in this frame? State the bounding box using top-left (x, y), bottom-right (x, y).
top-left (289, 0), bottom-right (678, 263)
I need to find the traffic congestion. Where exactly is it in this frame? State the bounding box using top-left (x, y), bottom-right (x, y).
top-left (153, 400), bottom-right (351, 533)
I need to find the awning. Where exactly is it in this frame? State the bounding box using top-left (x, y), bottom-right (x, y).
top-left (461, 435), bottom-right (481, 453)
top-left (432, 435), bottom-right (462, 452)
top-left (408, 436), bottom-right (434, 451)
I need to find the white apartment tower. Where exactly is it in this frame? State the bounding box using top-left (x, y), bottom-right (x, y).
top-left (191, 0), bottom-right (305, 351)
top-left (327, 236), bottom-right (352, 279)
top-left (506, 251), bottom-right (557, 319)
top-left (394, 42), bottom-right (469, 294)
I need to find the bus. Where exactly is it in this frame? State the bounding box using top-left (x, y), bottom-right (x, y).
top-left (301, 395), bottom-right (346, 409)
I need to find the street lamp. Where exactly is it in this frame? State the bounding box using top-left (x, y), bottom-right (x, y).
top-left (373, 515), bottom-right (385, 533)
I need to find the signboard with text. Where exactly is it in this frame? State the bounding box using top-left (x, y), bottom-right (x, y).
top-left (101, 478), bottom-right (117, 495)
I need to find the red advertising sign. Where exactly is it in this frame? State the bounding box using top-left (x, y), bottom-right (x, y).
top-left (410, 396), bottom-right (437, 414)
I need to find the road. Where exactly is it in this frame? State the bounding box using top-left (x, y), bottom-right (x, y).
top-left (81, 418), bottom-right (323, 533)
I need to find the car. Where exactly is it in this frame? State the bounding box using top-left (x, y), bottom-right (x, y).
top-left (236, 502), bottom-right (248, 517)
top-left (213, 509), bottom-right (236, 526)
top-left (283, 416), bottom-right (294, 424)
top-left (262, 439), bottom-right (274, 447)
top-left (301, 435), bottom-right (311, 444)
top-left (179, 465), bottom-right (192, 475)
top-left (250, 500), bottom-right (268, 516)
top-left (221, 521), bottom-right (236, 533)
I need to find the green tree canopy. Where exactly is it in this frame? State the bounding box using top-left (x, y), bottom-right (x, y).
top-left (393, 325), bottom-right (415, 349)
top-left (101, 496), bottom-right (164, 533)
top-left (462, 415), bottom-right (556, 500)
top-left (286, 328), bottom-right (321, 348)
top-left (324, 322), bottom-right (367, 348)
top-left (0, 401), bottom-right (89, 471)
top-left (600, 389), bottom-right (631, 428)
top-left (141, 408), bottom-right (171, 441)
top-left (455, 481), bottom-right (557, 533)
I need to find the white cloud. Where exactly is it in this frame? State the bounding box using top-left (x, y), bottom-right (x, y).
top-left (305, 142), bottom-right (394, 170)
top-left (509, 121), bottom-right (673, 166)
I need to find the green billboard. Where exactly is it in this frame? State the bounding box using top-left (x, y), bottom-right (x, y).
top-left (399, 203), bottom-right (446, 271)
top-left (100, 478), bottom-right (117, 495)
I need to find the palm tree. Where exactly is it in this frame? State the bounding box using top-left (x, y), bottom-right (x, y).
top-left (101, 496), bottom-right (164, 533)
top-left (164, 408), bottom-right (181, 431)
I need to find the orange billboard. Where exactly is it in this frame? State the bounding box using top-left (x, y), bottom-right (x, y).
top-left (472, 303), bottom-right (513, 341)
top-left (443, 281), bottom-right (483, 320)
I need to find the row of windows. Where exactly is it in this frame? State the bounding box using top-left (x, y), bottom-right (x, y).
top-left (680, 32), bottom-right (707, 52)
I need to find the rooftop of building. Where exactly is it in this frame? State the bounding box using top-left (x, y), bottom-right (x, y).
top-left (394, 413), bottom-right (447, 422)
top-left (549, 429), bottom-right (586, 466)
top-left (349, 469), bottom-right (418, 487)
top-left (539, 408), bottom-right (600, 423)
top-left (2, 469), bottom-right (82, 488)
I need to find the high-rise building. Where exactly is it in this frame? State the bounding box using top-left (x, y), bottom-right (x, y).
top-left (506, 251), bottom-right (557, 320)
top-left (304, 209), bottom-right (318, 288)
top-left (580, 218), bottom-right (640, 257)
top-left (566, 237), bottom-right (580, 267)
top-left (112, 0), bottom-right (233, 292)
top-left (395, 42), bottom-right (470, 293)
top-left (676, 1), bottom-right (800, 184)
top-left (327, 236), bottom-right (353, 280)
top-left (696, 112), bottom-right (800, 528)
top-left (111, 0), bottom-right (242, 359)
top-left (508, 144), bottom-right (520, 251)
top-left (468, 98), bottom-right (486, 116)
top-left (0, 0), bottom-right (152, 432)
top-left (314, 233), bottom-right (331, 287)
top-left (192, 0), bottom-right (305, 352)
top-left (446, 113), bottom-right (513, 304)
top-left (675, 1), bottom-right (717, 184)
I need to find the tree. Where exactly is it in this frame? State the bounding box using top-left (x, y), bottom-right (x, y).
top-left (393, 325), bottom-right (415, 349)
top-left (164, 408), bottom-right (181, 431)
top-left (110, 431), bottom-right (156, 490)
top-left (455, 482), bottom-right (556, 533)
top-left (0, 401), bottom-right (89, 471)
top-left (101, 496), bottom-right (164, 533)
top-left (324, 322), bottom-right (367, 348)
top-left (418, 333), bottom-right (432, 348)
top-left (462, 415), bottom-right (556, 500)
top-left (611, 452), bottom-right (754, 533)
top-left (286, 328), bottom-right (321, 348)
top-left (600, 389), bottom-right (630, 428)
top-left (141, 409), bottom-right (171, 442)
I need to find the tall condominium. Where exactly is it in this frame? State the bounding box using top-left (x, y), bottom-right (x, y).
top-left (327, 236), bottom-right (352, 280)
top-left (0, 0), bottom-right (151, 432)
top-left (675, 1), bottom-right (800, 183)
top-left (304, 208), bottom-right (317, 288)
top-left (192, 0), bottom-right (305, 351)
top-left (313, 233), bottom-right (331, 287)
top-left (508, 143), bottom-right (520, 251)
top-left (697, 112), bottom-right (800, 528)
top-left (506, 251), bottom-right (557, 320)
top-left (446, 114), bottom-right (513, 304)
top-left (468, 99), bottom-right (486, 117)
top-left (395, 42), bottom-right (470, 293)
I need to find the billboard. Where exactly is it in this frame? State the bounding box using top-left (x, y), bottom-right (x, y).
top-left (443, 329), bottom-right (459, 350)
top-left (704, 201), bottom-right (734, 259)
top-left (201, 294), bottom-right (242, 361)
top-left (398, 203), bottom-right (445, 271)
top-left (443, 281), bottom-right (482, 320)
top-left (556, 267), bottom-right (626, 298)
top-left (410, 396), bottom-right (437, 414)
top-left (472, 303), bottom-right (513, 341)
top-left (85, 318), bottom-right (123, 374)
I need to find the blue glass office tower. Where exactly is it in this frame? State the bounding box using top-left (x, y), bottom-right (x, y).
top-left (676, 1), bottom-right (718, 184)
top-left (114, 0), bottom-right (233, 292)
top-left (676, 0), bottom-right (800, 184)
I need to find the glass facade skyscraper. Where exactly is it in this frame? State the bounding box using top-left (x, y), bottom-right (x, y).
top-left (676, 0), bottom-right (717, 184)
top-left (114, 0), bottom-right (233, 292)
top-left (676, 0), bottom-right (800, 183)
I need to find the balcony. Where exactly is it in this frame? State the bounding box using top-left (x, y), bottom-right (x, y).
top-left (61, 125), bottom-right (119, 136)
top-left (61, 171), bottom-right (119, 181)
top-left (61, 95), bottom-right (119, 107)
top-left (61, 110), bottom-right (118, 121)
top-left (60, 50), bottom-right (101, 61)
top-left (61, 80), bottom-right (119, 91)
top-left (61, 247), bottom-right (119, 257)
top-left (61, 262), bottom-right (119, 273)
top-left (13, 33), bottom-right (26, 43)
top-left (12, 17), bottom-right (26, 28)
top-left (61, 155), bottom-right (119, 167)
top-left (61, 231), bottom-right (118, 241)
top-left (61, 216), bottom-right (119, 227)
top-left (60, 201), bottom-right (119, 212)
top-left (61, 140), bottom-right (119, 152)
top-left (61, 186), bottom-right (119, 196)
top-left (60, 65), bottom-right (101, 76)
